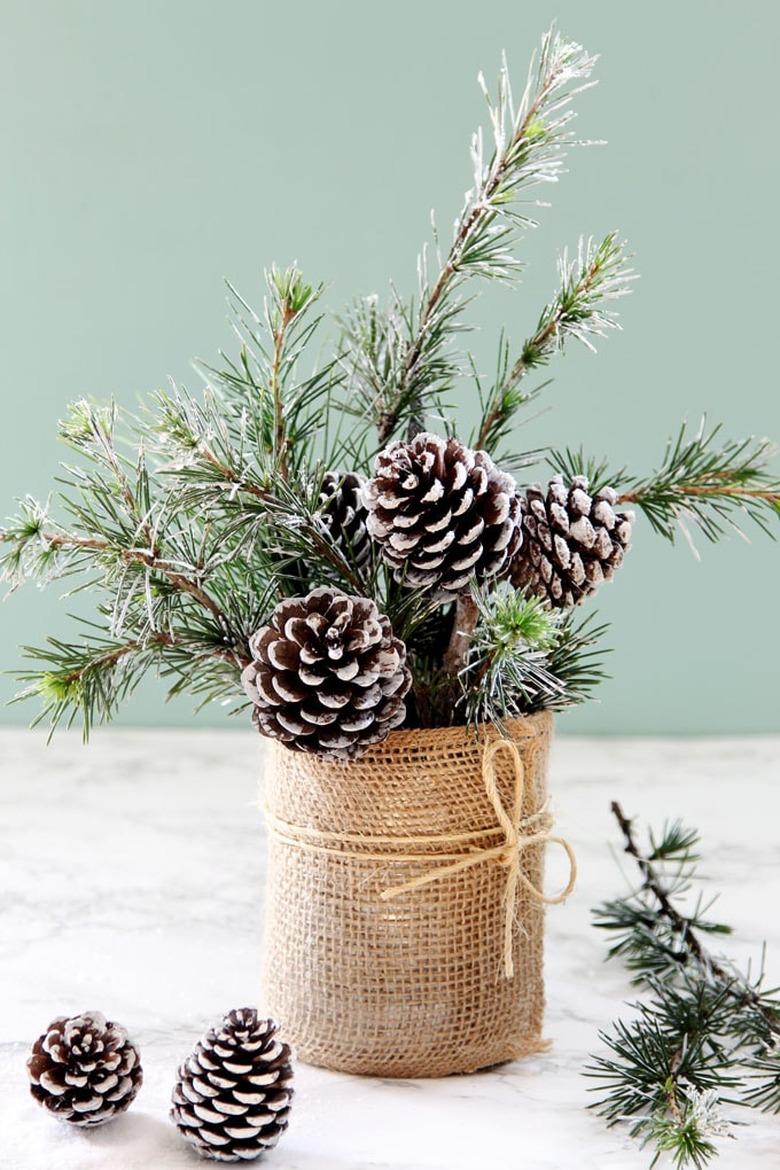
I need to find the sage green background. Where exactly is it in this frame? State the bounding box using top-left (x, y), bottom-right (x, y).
top-left (1, 1), bottom-right (777, 734)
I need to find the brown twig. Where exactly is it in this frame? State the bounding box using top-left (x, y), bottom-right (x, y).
top-left (442, 595), bottom-right (479, 680)
top-left (617, 485), bottom-right (780, 506)
top-left (271, 304), bottom-right (296, 479)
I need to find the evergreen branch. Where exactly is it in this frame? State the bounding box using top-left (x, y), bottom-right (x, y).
top-left (1, 520), bottom-right (229, 627)
top-left (549, 421), bottom-right (780, 547)
top-left (542, 610), bottom-right (611, 708)
top-left (476, 232), bottom-right (635, 451)
top-left (608, 802), bottom-right (730, 977)
top-left (153, 386), bottom-right (271, 503)
top-left (616, 422), bottom-right (780, 544)
top-left (195, 268), bottom-right (340, 478)
top-left (607, 803), bottom-right (780, 1038)
top-left (587, 978), bottom-right (737, 1169)
top-left (14, 622), bottom-right (247, 739)
top-left (266, 267), bottom-right (316, 478)
top-left (346, 25), bottom-right (599, 445)
top-left (588, 807), bottom-right (780, 1167)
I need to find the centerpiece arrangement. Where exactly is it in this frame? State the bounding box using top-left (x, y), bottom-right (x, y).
top-left (2, 27), bottom-right (778, 1079)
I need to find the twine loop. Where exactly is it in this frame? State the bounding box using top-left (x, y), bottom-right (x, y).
top-left (379, 737), bottom-right (577, 978)
top-left (264, 735), bottom-right (577, 980)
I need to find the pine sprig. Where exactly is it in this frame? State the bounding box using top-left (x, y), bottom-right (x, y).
top-left (587, 805), bottom-right (780, 1168)
top-left (617, 422), bottom-right (780, 545)
top-left (459, 584), bottom-right (608, 726)
top-left (344, 25), bottom-right (599, 444)
top-left (476, 232), bottom-right (635, 452)
top-left (551, 422), bottom-right (780, 548)
top-left (195, 268), bottom-right (345, 478)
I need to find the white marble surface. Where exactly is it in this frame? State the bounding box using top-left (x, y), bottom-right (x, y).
top-left (0, 729), bottom-right (779, 1170)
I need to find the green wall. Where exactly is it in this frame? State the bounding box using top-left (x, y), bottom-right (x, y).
top-left (1, 1), bottom-right (777, 734)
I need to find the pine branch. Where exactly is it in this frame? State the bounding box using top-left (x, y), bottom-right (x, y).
top-left (607, 803), bottom-right (780, 1036)
top-left (14, 621), bottom-right (248, 739)
top-left (344, 25), bottom-right (599, 445)
top-left (616, 422), bottom-right (780, 544)
top-left (1, 520), bottom-right (230, 627)
top-left (588, 807), bottom-right (780, 1168)
top-left (542, 610), bottom-right (611, 708)
top-left (549, 420), bottom-right (780, 547)
top-left (588, 978), bottom-right (737, 1169)
top-left (195, 268), bottom-right (341, 479)
top-left (476, 232), bottom-right (635, 452)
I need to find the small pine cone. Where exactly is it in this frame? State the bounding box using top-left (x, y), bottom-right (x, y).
top-left (318, 471), bottom-right (372, 569)
top-left (171, 1009), bottom-right (293, 1163)
top-left (27, 1011), bottom-right (142, 1127)
top-left (363, 432), bottom-right (522, 602)
top-left (241, 586), bottom-right (411, 760)
top-left (511, 474), bottom-right (633, 608)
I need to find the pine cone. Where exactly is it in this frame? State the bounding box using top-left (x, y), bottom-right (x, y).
top-left (363, 432), bottom-right (522, 602)
top-left (511, 474), bottom-right (633, 608)
top-left (171, 1009), bottom-right (293, 1163)
top-left (241, 586), bottom-right (411, 760)
top-left (318, 471), bottom-right (371, 569)
top-left (27, 1011), bottom-right (142, 1127)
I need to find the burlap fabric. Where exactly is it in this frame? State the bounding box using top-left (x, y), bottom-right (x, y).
top-left (260, 710), bottom-right (569, 1078)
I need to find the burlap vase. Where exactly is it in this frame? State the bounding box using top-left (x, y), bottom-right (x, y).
top-left (260, 709), bottom-right (574, 1078)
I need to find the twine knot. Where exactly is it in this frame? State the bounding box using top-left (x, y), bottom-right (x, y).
top-left (379, 737), bottom-right (577, 979)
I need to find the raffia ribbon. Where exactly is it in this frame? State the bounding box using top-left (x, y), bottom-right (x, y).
top-left (264, 736), bottom-right (577, 980)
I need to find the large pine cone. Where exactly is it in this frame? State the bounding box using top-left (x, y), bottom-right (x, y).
top-left (171, 1009), bottom-right (293, 1163)
top-left (318, 470), bottom-right (371, 570)
top-left (363, 432), bottom-right (522, 602)
top-left (511, 474), bottom-right (633, 608)
top-left (27, 1011), bottom-right (142, 1127)
top-left (241, 586), bottom-right (411, 760)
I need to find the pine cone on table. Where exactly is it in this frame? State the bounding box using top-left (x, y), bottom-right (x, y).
top-left (318, 470), bottom-right (371, 570)
top-left (511, 474), bottom-right (633, 608)
top-left (27, 1011), bottom-right (142, 1127)
top-left (363, 432), bottom-right (522, 602)
top-left (241, 586), bottom-right (411, 760)
top-left (171, 1009), bottom-right (293, 1163)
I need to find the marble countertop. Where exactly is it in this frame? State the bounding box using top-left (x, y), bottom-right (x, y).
top-left (1, 729), bottom-right (778, 1169)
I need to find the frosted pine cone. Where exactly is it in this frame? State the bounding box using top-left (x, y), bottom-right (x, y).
top-left (171, 1009), bottom-right (293, 1163)
top-left (363, 432), bottom-right (522, 602)
top-left (511, 474), bottom-right (633, 607)
top-left (318, 471), bottom-right (371, 569)
top-left (241, 586), bottom-right (411, 760)
top-left (27, 1011), bottom-right (142, 1127)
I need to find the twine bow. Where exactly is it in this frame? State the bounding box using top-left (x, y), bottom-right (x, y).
top-left (263, 737), bottom-right (577, 980)
top-left (379, 738), bottom-right (577, 978)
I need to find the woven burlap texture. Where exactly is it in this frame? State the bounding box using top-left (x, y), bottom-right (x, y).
top-left (261, 710), bottom-right (560, 1078)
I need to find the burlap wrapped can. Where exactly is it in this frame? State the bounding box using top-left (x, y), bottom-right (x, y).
top-left (260, 710), bottom-right (575, 1078)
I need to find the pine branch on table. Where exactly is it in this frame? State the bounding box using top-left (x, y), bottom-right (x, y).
top-left (587, 805), bottom-right (780, 1168)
